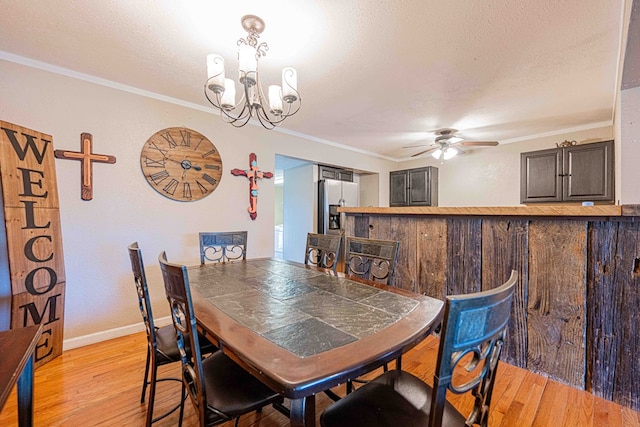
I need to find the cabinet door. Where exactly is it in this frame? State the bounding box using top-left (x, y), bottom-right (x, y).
top-left (408, 167), bottom-right (433, 206)
top-left (564, 141), bottom-right (614, 202)
top-left (320, 167), bottom-right (337, 180)
top-left (389, 171), bottom-right (408, 206)
top-left (337, 170), bottom-right (354, 182)
top-left (521, 148), bottom-right (563, 203)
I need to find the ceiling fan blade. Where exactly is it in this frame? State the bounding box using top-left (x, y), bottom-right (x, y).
top-left (411, 147), bottom-right (438, 157)
top-left (402, 144), bottom-right (431, 148)
top-left (457, 140), bottom-right (499, 147)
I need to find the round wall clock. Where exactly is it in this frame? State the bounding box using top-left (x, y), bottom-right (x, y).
top-left (140, 127), bottom-right (223, 201)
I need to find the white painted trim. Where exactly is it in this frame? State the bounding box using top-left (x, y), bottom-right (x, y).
top-left (62, 316), bottom-right (172, 351)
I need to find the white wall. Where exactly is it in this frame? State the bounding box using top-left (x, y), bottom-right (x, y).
top-left (621, 86), bottom-right (640, 204)
top-left (359, 174), bottom-right (380, 207)
top-left (0, 59), bottom-right (397, 342)
top-left (282, 164), bottom-right (315, 262)
top-left (397, 126), bottom-right (614, 206)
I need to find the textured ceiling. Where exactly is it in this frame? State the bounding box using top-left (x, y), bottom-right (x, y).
top-left (0, 0), bottom-right (628, 160)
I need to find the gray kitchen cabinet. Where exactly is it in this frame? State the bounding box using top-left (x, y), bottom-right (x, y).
top-left (390, 166), bottom-right (438, 206)
top-left (520, 140), bottom-right (614, 203)
top-left (319, 165), bottom-right (353, 182)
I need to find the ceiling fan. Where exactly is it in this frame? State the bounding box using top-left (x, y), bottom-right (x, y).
top-left (404, 128), bottom-right (499, 163)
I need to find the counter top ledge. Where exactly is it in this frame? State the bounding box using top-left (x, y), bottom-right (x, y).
top-left (339, 205), bottom-right (640, 217)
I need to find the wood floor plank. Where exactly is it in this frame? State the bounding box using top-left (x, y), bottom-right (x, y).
top-left (622, 406), bottom-right (640, 427)
top-left (500, 369), bottom-right (547, 426)
top-left (0, 331), bottom-right (638, 426)
top-left (530, 378), bottom-right (569, 426)
top-left (562, 384), bottom-right (594, 426)
top-left (486, 362), bottom-right (526, 426)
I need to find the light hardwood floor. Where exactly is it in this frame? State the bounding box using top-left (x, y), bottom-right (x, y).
top-left (1, 331), bottom-right (638, 426)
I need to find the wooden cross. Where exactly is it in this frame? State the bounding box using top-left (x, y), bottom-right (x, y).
top-left (54, 133), bottom-right (116, 200)
top-left (231, 153), bottom-right (273, 220)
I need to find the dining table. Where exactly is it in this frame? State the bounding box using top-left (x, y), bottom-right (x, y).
top-left (188, 258), bottom-right (444, 427)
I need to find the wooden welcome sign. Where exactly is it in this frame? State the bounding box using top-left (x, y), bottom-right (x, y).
top-left (0, 121), bottom-right (66, 367)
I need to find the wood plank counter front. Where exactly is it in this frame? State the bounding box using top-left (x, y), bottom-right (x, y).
top-left (339, 204), bottom-right (640, 412)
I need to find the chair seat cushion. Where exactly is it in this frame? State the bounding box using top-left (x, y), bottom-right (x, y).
top-left (155, 325), bottom-right (181, 363)
top-left (321, 370), bottom-right (467, 427)
top-left (155, 326), bottom-right (217, 364)
top-left (202, 351), bottom-right (281, 423)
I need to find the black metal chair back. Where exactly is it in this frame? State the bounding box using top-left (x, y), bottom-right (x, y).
top-left (304, 233), bottom-right (342, 273)
top-left (430, 270), bottom-right (517, 426)
top-left (158, 251), bottom-right (206, 423)
top-left (345, 237), bottom-right (400, 285)
top-left (320, 270), bottom-right (518, 427)
top-left (199, 231), bottom-right (248, 264)
top-left (127, 242), bottom-right (182, 426)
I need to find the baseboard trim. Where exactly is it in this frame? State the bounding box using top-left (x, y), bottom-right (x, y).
top-left (62, 316), bottom-right (172, 351)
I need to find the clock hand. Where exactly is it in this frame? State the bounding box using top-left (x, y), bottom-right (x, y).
top-left (165, 157), bottom-right (201, 171)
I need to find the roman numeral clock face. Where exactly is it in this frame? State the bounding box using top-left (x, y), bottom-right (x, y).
top-left (140, 127), bottom-right (223, 201)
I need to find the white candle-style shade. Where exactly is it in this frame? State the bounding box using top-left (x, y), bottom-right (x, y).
top-left (206, 54), bottom-right (225, 93)
top-left (238, 44), bottom-right (257, 72)
top-left (282, 67), bottom-right (298, 102)
top-left (269, 85), bottom-right (283, 114)
top-left (221, 78), bottom-right (236, 109)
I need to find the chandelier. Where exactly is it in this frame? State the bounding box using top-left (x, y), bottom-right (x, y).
top-left (204, 15), bottom-right (301, 129)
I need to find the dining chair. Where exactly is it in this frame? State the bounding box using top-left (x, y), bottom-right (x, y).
top-left (127, 242), bottom-right (186, 426)
top-left (199, 231), bottom-right (248, 264)
top-left (304, 232), bottom-right (342, 273)
top-left (344, 236), bottom-right (400, 285)
top-left (320, 270), bottom-right (518, 427)
top-left (158, 251), bottom-right (283, 427)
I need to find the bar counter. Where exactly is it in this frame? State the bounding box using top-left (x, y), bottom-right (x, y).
top-left (340, 204), bottom-right (640, 411)
top-left (340, 204), bottom-right (640, 217)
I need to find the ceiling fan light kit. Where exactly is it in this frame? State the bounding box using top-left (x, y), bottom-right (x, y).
top-left (432, 146), bottom-right (458, 160)
top-left (204, 15), bottom-right (301, 129)
top-left (405, 128), bottom-right (499, 163)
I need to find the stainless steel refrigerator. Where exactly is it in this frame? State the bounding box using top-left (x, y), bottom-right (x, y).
top-left (318, 179), bottom-right (359, 234)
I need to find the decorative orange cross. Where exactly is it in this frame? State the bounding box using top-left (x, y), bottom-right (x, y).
top-left (231, 153), bottom-right (273, 220)
top-left (54, 133), bottom-right (116, 200)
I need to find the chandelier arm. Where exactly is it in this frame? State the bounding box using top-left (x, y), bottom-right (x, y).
top-left (280, 96), bottom-right (302, 118)
top-left (204, 83), bottom-right (253, 127)
top-left (254, 106), bottom-right (278, 130)
top-left (221, 100), bottom-right (252, 127)
top-left (204, 82), bottom-right (222, 109)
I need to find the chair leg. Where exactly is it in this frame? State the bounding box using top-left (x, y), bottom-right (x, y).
top-left (177, 381), bottom-right (185, 427)
top-left (346, 380), bottom-right (354, 394)
top-left (145, 358), bottom-right (158, 427)
top-left (141, 347), bottom-right (151, 403)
